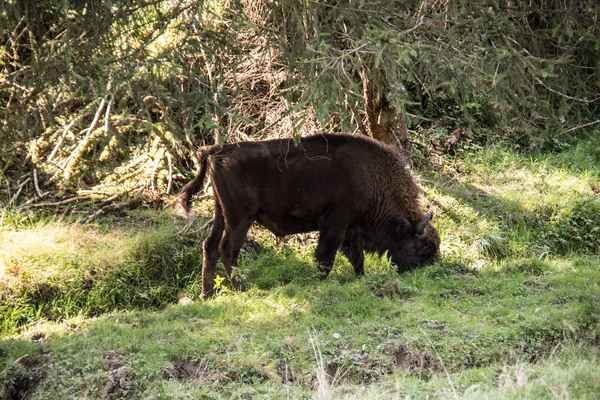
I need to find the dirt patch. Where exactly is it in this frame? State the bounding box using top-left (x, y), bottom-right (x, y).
top-left (371, 279), bottom-right (418, 299)
top-left (161, 356), bottom-right (211, 381)
top-left (103, 352), bottom-right (134, 397)
top-left (0, 353), bottom-right (48, 400)
top-left (393, 344), bottom-right (437, 372)
top-left (372, 280), bottom-right (401, 298)
top-left (326, 350), bottom-right (389, 383)
top-left (162, 355), bottom-right (273, 386)
top-left (275, 359), bottom-right (295, 384)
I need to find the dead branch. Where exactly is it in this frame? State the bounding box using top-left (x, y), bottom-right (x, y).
top-left (104, 95), bottom-right (113, 135)
top-left (116, 166), bottom-right (145, 184)
top-left (78, 199), bottom-right (138, 224)
top-left (179, 216), bottom-right (214, 235)
top-left (561, 119), bottom-right (600, 136)
top-left (32, 169), bottom-right (48, 199)
top-left (47, 118), bottom-right (78, 162)
top-left (534, 77), bottom-right (599, 104)
top-left (166, 151), bottom-right (174, 194)
top-left (98, 193), bottom-right (120, 207)
top-left (77, 193), bottom-right (129, 224)
top-left (25, 195), bottom-right (92, 209)
top-left (62, 76), bottom-right (114, 184)
top-left (350, 103), bottom-right (370, 137)
top-left (8, 177), bottom-right (31, 207)
top-left (150, 149), bottom-right (166, 192)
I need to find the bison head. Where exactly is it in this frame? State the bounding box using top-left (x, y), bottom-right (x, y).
top-left (387, 211), bottom-right (440, 272)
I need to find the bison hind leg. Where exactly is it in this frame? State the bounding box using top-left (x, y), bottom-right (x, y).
top-left (202, 205), bottom-right (225, 299)
top-left (218, 215), bottom-right (254, 292)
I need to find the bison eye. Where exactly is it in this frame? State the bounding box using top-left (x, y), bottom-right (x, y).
top-left (423, 244), bottom-right (434, 254)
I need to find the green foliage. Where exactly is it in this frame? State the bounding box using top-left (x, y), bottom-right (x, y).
top-left (2, 0), bottom-right (600, 205)
top-left (281, 0), bottom-right (600, 147)
top-left (543, 197), bottom-right (600, 255)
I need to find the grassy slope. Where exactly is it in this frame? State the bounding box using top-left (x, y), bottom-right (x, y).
top-left (1, 141), bottom-right (599, 399)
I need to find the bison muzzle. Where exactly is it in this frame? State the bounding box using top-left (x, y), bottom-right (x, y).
top-left (179, 133), bottom-right (440, 298)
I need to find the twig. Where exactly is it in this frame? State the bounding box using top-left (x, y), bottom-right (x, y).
top-left (77, 195), bottom-right (129, 224)
top-left (561, 119), bottom-right (600, 136)
top-left (8, 178), bottom-right (31, 207)
top-left (179, 216), bottom-right (214, 235)
top-left (33, 169), bottom-right (47, 198)
top-left (166, 151), bottom-right (173, 194)
top-left (194, 194), bottom-right (213, 203)
top-left (405, 112), bottom-right (432, 122)
top-left (534, 77), bottom-right (598, 103)
top-left (78, 202), bottom-right (124, 224)
top-left (350, 103), bottom-right (370, 137)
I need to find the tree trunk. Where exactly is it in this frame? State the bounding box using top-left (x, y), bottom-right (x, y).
top-left (360, 68), bottom-right (413, 165)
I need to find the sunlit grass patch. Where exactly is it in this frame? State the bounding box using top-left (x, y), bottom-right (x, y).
top-left (428, 143), bottom-right (600, 263)
top-left (0, 212), bottom-right (206, 335)
top-left (1, 223), bottom-right (128, 289)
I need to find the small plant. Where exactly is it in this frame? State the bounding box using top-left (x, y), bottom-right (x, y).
top-left (543, 197), bottom-right (600, 255)
top-left (476, 235), bottom-right (509, 260)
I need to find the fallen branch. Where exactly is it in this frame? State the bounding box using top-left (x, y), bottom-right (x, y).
top-left (47, 118), bottom-right (79, 163)
top-left (78, 200), bottom-right (132, 224)
top-left (97, 193), bottom-right (120, 207)
top-left (24, 195), bottom-right (92, 209)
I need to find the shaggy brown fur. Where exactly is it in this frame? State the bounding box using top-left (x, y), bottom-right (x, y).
top-left (179, 133), bottom-right (440, 298)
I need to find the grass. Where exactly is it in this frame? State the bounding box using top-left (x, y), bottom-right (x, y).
top-left (1, 139), bottom-right (600, 398)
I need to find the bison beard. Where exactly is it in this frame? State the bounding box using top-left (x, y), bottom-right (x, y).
top-left (179, 133), bottom-right (440, 298)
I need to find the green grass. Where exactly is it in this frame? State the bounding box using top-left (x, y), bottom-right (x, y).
top-left (1, 140), bottom-right (600, 398)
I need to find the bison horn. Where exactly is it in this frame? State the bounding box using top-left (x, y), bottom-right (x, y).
top-left (415, 211), bottom-right (433, 236)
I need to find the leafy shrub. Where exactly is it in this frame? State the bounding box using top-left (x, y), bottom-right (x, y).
top-left (543, 197), bottom-right (600, 255)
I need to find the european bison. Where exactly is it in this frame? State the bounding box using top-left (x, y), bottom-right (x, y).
top-left (179, 133), bottom-right (440, 298)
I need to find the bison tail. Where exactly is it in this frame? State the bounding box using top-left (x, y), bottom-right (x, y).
top-left (178, 145), bottom-right (221, 217)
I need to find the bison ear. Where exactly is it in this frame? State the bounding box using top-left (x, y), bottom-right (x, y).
top-left (389, 217), bottom-right (413, 238)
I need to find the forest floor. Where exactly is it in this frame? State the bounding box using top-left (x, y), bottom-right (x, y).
top-left (1, 139), bottom-right (600, 399)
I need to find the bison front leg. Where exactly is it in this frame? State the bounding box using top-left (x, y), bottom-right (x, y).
top-left (315, 227), bottom-right (346, 279)
top-left (202, 205), bottom-right (225, 299)
top-left (341, 240), bottom-right (365, 276)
